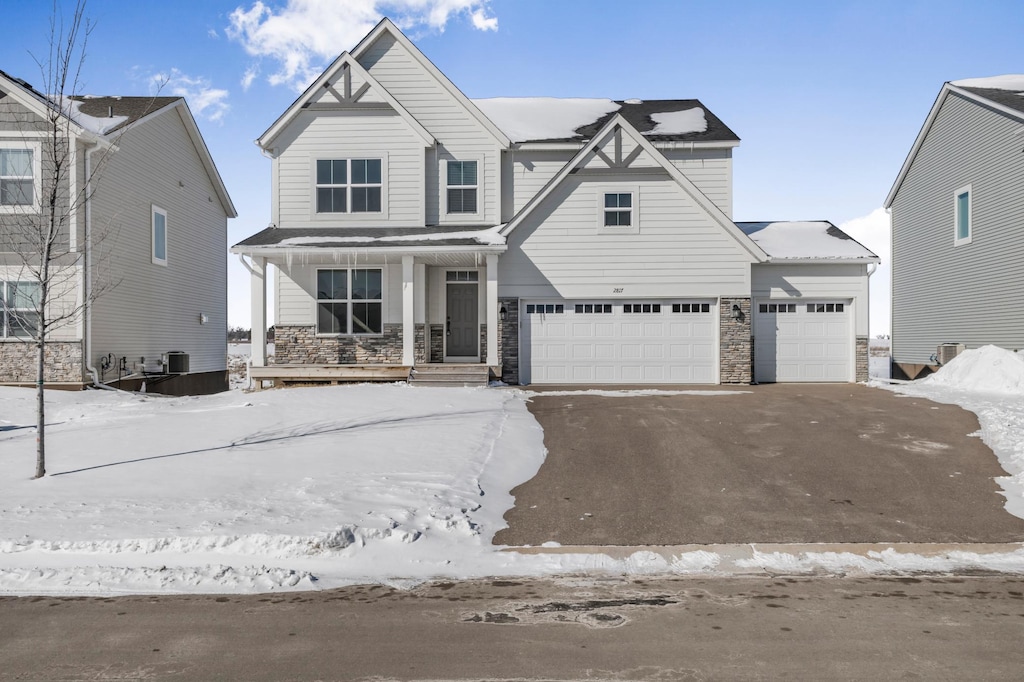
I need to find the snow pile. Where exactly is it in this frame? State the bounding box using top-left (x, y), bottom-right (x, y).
top-left (646, 108), bottom-right (707, 136)
top-left (738, 221), bottom-right (878, 260)
top-left (921, 345), bottom-right (1024, 395)
top-left (473, 97), bottom-right (620, 142)
top-left (952, 74), bottom-right (1024, 91)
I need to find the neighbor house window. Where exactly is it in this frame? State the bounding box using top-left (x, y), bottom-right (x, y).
top-left (152, 205), bottom-right (167, 265)
top-left (1, 280), bottom-right (40, 338)
top-left (446, 160), bottom-right (478, 214)
top-left (316, 159), bottom-right (382, 213)
top-left (0, 147), bottom-right (35, 209)
top-left (954, 185), bottom-right (971, 245)
top-left (603, 192), bottom-right (632, 226)
top-left (316, 268), bottom-right (382, 335)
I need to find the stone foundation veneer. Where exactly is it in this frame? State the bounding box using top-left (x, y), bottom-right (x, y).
top-left (273, 324), bottom-right (425, 365)
top-left (719, 297), bottom-right (752, 384)
top-left (856, 336), bottom-right (869, 383)
top-left (498, 297), bottom-right (519, 384)
top-left (0, 341), bottom-right (84, 383)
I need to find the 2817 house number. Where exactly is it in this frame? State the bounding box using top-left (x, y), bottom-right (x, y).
top-left (613, 288), bottom-right (624, 293)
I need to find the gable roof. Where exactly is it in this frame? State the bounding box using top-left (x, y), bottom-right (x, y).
top-left (736, 221), bottom-right (879, 262)
top-left (884, 75), bottom-right (1024, 208)
top-left (257, 50), bottom-right (434, 149)
top-left (499, 113), bottom-right (767, 262)
top-left (474, 97), bottom-right (739, 144)
top-left (69, 95), bottom-right (182, 134)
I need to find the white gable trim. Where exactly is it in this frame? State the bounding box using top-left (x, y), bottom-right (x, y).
top-left (884, 82), bottom-right (1024, 208)
top-left (258, 52), bottom-right (434, 150)
top-left (351, 18), bottom-right (510, 148)
top-left (500, 113), bottom-right (767, 263)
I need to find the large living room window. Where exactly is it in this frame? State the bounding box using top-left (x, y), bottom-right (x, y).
top-left (316, 159), bottom-right (382, 213)
top-left (316, 268), bottom-right (382, 335)
top-left (1, 280), bottom-right (40, 338)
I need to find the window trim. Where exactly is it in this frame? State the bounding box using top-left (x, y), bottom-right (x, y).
top-left (151, 205), bottom-right (168, 266)
top-left (314, 267), bottom-right (385, 336)
top-left (0, 141), bottom-right (41, 213)
top-left (441, 156), bottom-right (483, 223)
top-left (596, 185), bottom-right (640, 234)
top-left (310, 154), bottom-right (389, 221)
top-left (1, 280), bottom-right (40, 339)
top-left (953, 184), bottom-right (972, 246)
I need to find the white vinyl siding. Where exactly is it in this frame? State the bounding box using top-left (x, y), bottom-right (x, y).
top-left (750, 263), bottom-right (870, 337)
top-left (890, 91), bottom-right (1024, 364)
top-left (499, 174), bottom-right (753, 300)
top-left (275, 112), bottom-right (420, 227)
top-left (89, 107), bottom-right (229, 374)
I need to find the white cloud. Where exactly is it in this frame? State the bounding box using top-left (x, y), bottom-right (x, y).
top-left (840, 207), bottom-right (891, 336)
top-left (150, 69), bottom-right (230, 123)
top-left (226, 0), bottom-right (498, 91)
top-left (241, 65), bottom-right (259, 91)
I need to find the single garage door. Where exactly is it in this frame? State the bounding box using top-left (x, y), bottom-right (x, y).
top-left (754, 301), bottom-right (851, 382)
top-left (521, 300), bottom-right (716, 384)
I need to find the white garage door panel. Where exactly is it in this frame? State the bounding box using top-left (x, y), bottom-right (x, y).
top-left (755, 301), bottom-right (851, 382)
top-left (522, 300), bottom-right (716, 384)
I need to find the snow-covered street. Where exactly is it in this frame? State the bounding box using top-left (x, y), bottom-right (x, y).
top-left (1, 345), bottom-right (1023, 595)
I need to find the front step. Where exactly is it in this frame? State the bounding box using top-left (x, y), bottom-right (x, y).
top-left (409, 364), bottom-right (491, 387)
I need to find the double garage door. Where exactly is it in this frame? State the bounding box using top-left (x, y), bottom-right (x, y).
top-left (754, 300), bottom-right (852, 382)
top-left (521, 300), bottom-right (716, 384)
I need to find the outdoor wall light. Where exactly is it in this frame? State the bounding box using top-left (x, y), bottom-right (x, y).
top-left (500, 306), bottom-right (507, 322)
top-left (731, 304), bottom-right (743, 320)
top-left (199, 313), bottom-right (209, 324)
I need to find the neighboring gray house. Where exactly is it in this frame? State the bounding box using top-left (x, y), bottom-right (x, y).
top-left (233, 18), bottom-right (877, 386)
top-left (0, 70), bottom-right (237, 394)
top-left (885, 75), bottom-right (1024, 380)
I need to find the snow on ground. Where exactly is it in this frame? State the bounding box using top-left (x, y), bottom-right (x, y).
top-left (3, 344), bottom-right (1024, 595)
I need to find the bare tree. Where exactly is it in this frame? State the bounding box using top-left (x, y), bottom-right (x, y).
top-left (0, 0), bottom-right (118, 478)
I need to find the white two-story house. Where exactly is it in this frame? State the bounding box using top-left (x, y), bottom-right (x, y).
top-left (233, 18), bottom-right (877, 386)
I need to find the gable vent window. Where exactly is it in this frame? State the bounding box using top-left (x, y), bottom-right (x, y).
top-left (604, 192), bottom-right (632, 226)
top-left (446, 160), bottom-right (478, 214)
top-left (316, 159), bottom-right (382, 213)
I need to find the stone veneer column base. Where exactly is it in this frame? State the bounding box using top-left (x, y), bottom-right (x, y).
top-left (498, 297), bottom-right (519, 384)
top-left (856, 336), bottom-right (869, 383)
top-left (720, 297), bottom-right (752, 384)
top-left (0, 341), bottom-right (84, 384)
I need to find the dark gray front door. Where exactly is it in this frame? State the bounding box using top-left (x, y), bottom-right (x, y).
top-left (446, 283), bottom-right (478, 358)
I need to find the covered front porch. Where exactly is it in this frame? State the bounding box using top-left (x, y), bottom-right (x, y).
top-left (232, 227), bottom-right (507, 383)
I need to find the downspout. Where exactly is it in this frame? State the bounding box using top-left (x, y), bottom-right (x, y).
top-left (82, 142), bottom-right (109, 389)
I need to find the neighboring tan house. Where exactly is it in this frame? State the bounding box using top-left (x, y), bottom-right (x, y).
top-left (884, 75), bottom-right (1024, 380)
top-left (233, 18), bottom-right (877, 386)
top-left (0, 70), bottom-right (236, 394)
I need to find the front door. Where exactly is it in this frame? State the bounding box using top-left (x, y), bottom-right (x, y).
top-left (446, 283), bottom-right (478, 359)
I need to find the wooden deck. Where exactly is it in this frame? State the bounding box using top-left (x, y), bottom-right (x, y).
top-left (248, 364), bottom-right (411, 389)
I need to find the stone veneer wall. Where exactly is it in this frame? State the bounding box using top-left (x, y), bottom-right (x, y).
top-left (273, 324), bottom-right (424, 364)
top-left (0, 341), bottom-right (84, 383)
top-left (428, 325), bottom-right (443, 363)
top-left (719, 297), bottom-right (752, 384)
top-left (498, 297), bottom-right (519, 384)
top-left (856, 336), bottom-right (869, 383)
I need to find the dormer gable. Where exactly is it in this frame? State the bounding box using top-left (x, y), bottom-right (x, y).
top-left (257, 51), bottom-right (434, 150)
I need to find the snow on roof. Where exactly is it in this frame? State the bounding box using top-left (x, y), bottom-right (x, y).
top-left (921, 345), bottom-right (1024, 395)
top-left (951, 74), bottom-right (1024, 92)
top-left (278, 226), bottom-right (505, 247)
top-left (645, 108), bottom-right (707, 136)
top-left (736, 221), bottom-right (878, 260)
top-left (472, 97), bottom-right (620, 143)
top-left (58, 97), bottom-right (129, 135)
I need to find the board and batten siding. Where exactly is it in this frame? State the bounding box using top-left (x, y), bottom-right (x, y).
top-left (274, 111), bottom-right (425, 228)
top-left (499, 174), bottom-right (753, 300)
top-left (509, 147), bottom-right (733, 218)
top-left (358, 33), bottom-right (499, 226)
top-left (751, 263), bottom-right (871, 336)
top-left (89, 107), bottom-right (228, 375)
top-left (890, 91), bottom-right (1024, 363)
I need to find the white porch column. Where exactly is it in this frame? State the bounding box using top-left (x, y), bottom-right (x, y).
top-left (402, 255), bottom-right (415, 365)
top-left (250, 256), bottom-right (267, 367)
top-left (486, 253), bottom-right (499, 366)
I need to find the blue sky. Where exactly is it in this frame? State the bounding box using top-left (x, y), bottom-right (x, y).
top-left (3, 0), bottom-right (1022, 334)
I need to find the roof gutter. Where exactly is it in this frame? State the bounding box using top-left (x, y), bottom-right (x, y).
top-left (762, 257), bottom-right (882, 265)
top-left (229, 244), bottom-right (508, 257)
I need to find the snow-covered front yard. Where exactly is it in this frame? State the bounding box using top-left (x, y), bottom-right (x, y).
top-left (1, 345), bottom-right (1024, 595)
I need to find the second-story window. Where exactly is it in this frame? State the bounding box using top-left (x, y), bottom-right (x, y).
top-left (446, 160), bottom-right (477, 214)
top-left (0, 148), bottom-right (34, 208)
top-left (316, 159), bottom-right (382, 214)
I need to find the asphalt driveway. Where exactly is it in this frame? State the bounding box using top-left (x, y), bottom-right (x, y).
top-left (494, 384), bottom-right (1024, 546)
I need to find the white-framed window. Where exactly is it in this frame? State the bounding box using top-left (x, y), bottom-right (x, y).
top-left (316, 159), bottom-right (383, 214)
top-left (1, 280), bottom-right (40, 338)
top-left (316, 268), bottom-right (383, 335)
top-left (597, 186), bottom-right (640, 233)
top-left (525, 304), bottom-right (564, 314)
top-left (574, 303), bottom-right (613, 314)
top-left (152, 205), bottom-right (168, 266)
top-left (604, 193), bottom-right (632, 226)
top-left (0, 142), bottom-right (40, 212)
top-left (954, 184), bottom-right (972, 246)
top-left (446, 160), bottom-right (478, 214)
